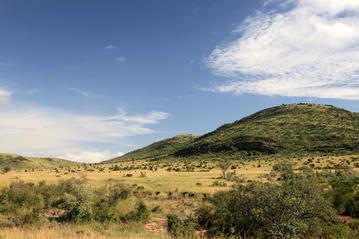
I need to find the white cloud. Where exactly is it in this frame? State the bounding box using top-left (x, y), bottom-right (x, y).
top-left (0, 105), bottom-right (169, 162)
top-left (105, 44), bottom-right (116, 49)
top-left (0, 88), bottom-right (11, 104)
top-left (58, 150), bottom-right (124, 163)
top-left (68, 88), bottom-right (90, 98)
top-left (207, 0), bottom-right (359, 100)
top-left (116, 57), bottom-right (127, 63)
top-left (24, 89), bottom-right (39, 95)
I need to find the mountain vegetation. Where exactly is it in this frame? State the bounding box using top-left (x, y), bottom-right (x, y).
top-left (109, 104), bottom-right (359, 162)
top-left (107, 134), bottom-right (199, 163)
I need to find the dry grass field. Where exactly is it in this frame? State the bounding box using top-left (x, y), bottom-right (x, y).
top-left (1, 154), bottom-right (359, 238)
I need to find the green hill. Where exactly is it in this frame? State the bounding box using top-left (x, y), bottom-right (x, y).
top-left (175, 104), bottom-right (359, 157)
top-left (0, 153), bottom-right (81, 170)
top-left (106, 134), bottom-right (199, 163)
top-left (108, 104), bottom-right (359, 162)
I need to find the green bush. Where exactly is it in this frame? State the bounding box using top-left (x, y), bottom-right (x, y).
top-left (272, 160), bottom-right (295, 180)
top-left (321, 225), bottom-right (356, 239)
top-left (92, 197), bottom-right (116, 222)
top-left (110, 184), bottom-right (131, 201)
top-left (0, 181), bottom-right (45, 226)
top-left (167, 213), bottom-right (184, 237)
top-left (2, 166), bottom-right (11, 174)
top-left (212, 181), bottom-right (227, 187)
top-left (197, 179), bottom-right (336, 238)
top-left (167, 213), bottom-right (198, 237)
top-left (54, 183), bottom-right (93, 222)
top-left (125, 201), bottom-right (150, 223)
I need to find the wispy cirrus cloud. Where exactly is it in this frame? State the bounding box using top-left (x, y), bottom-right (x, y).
top-left (206, 0), bottom-right (359, 100)
top-left (116, 57), bottom-right (127, 63)
top-left (0, 105), bottom-right (169, 162)
top-left (0, 88), bottom-right (11, 104)
top-left (24, 88), bottom-right (39, 95)
top-left (105, 44), bottom-right (116, 49)
top-left (68, 88), bottom-right (90, 98)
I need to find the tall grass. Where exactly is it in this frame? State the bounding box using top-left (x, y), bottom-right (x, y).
top-left (0, 223), bottom-right (171, 239)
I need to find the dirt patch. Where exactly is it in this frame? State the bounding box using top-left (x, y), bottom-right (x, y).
top-left (145, 222), bottom-right (166, 233)
top-left (338, 215), bottom-right (352, 224)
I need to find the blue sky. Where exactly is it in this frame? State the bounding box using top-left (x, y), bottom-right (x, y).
top-left (1, 0), bottom-right (359, 162)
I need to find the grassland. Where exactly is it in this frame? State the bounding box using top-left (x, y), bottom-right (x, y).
top-left (0, 153), bottom-right (81, 170)
top-left (2, 153), bottom-right (359, 191)
top-left (1, 154), bottom-right (359, 238)
top-left (2, 104), bottom-right (359, 238)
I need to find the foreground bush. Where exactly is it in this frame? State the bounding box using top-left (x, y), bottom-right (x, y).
top-left (124, 201), bottom-right (150, 223)
top-left (167, 213), bottom-right (198, 237)
top-left (197, 178), bottom-right (336, 238)
top-left (54, 183), bottom-right (93, 222)
top-left (0, 179), bottom-right (138, 226)
top-left (0, 181), bottom-right (45, 226)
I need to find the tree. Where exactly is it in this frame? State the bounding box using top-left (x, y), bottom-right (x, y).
top-left (2, 166), bottom-right (11, 174)
top-left (272, 160), bottom-right (295, 180)
top-left (218, 161), bottom-right (232, 179)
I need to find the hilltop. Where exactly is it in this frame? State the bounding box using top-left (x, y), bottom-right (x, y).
top-left (108, 104), bottom-right (359, 162)
top-left (175, 104), bottom-right (359, 157)
top-left (0, 153), bottom-right (81, 170)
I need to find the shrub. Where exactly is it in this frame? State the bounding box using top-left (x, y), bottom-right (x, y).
top-left (110, 184), bottom-right (131, 201)
top-left (2, 166), bottom-right (11, 174)
top-left (0, 181), bottom-right (45, 226)
top-left (92, 197), bottom-right (115, 222)
top-left (212, 181), bottom-right (227, 187)
top-left (125, 201), bottom-right (150, 223)
top-left (321, 225), bottom-right (356, 239)
top-left (346, 192), bottom-right (359, 218)
top-left (272, 160), bottom-right (295, 180)
top-left (167, 213), bottom-right (198, 237)
top-left (197, 179), bottom-right (336, 238)
top-left (167, 213), bottom-right (184, 237)
top-left (54, 183), bottom-right (93, 222)
top-left (151, 205), bottom-right (161, 213)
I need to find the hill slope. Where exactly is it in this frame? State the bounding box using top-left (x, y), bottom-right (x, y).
top-left (175, 104), bottom-right (359, 157)
top-left (109, 104), bottom-right (359, 162)
top-left (106, 134), bottom-right (199, 163)
top-left (0, 153), bottom-right (81, 170)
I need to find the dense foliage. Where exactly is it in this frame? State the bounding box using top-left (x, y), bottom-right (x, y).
top-left (0, 178), bottom-right (149, 227)
top-left (197, 180), bottom-right (336, 238)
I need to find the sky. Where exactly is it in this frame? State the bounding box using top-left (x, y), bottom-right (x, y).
top-left (1, 0), bottom-right (359, 163)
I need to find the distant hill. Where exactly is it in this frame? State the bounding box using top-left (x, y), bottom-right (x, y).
top-left (106, 134), bottom-right (199, 163)
top-left (0, 153), bottom-right (81, 170)
top-left (107, 104), bottom-right (359, 162)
